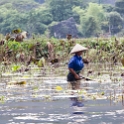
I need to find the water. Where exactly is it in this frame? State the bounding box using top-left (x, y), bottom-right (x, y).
top-left (0, 99), bottom-right (124, 124)
top-left (0, 74), bottom-right (124, 124)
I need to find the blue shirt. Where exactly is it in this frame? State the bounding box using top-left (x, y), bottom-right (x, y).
top-left (68, 55), bottom-right (84, 72)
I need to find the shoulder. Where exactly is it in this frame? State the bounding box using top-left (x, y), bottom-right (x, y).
top-left (69, 55), bottom-right (77, 62)
top-left (68, 56), bottom-right (75, 66)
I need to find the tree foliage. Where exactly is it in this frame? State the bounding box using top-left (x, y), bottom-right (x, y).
top-left (81, 15), bottom-right (99, 37)
top-left (0, 0), bottom-right (124, 37)
top-left (108, 11), bottom-right (123, 34)
top-left (114, 0), bottom-right (124, 15)
top-left (45, 0), bottom-right (88, 21)
top-left (73, 3), bottom-right (106, 37)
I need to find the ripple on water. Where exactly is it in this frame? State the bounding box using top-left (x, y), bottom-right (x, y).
top-left (0, 77), bottom-right (124, 124)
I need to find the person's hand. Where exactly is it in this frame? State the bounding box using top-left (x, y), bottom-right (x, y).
top-left (83, 58), bottom-right (89, 64)
top-left (74, 74), bottom-right (81, 80)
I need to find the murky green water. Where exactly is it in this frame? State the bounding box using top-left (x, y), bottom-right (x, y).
top-left (0, 72), bottom-right (124, 124)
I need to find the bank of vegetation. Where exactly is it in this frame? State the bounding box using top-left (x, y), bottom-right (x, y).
top-left (0, 34), bottom-right (124, 74)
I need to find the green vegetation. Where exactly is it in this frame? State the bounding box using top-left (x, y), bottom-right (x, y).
top-left (0, 35), bottom-right (124, 68)
top-left (0, 0), bottom-right (124, 37)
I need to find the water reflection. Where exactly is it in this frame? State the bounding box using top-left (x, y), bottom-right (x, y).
top-left (71, 97), bottom-right (84, 108)
top-left (0, 76), bottom-right (124, 124)
top-left (70, 97), bottom-right (85, 115)
top-left (69, 80), bottom-right (88, 115)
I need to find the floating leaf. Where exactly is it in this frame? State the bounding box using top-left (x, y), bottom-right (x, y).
top-left (22, 75), bottom-right (30, 78)
top-left (44, 95), bottom-right (50, 99)
top-left (12, 65), bottom-right (21, 72)
top-left (55, 86), bottom-right (63, 91)
top-left (77, 90), bottom-right (83, 95)
top-left (8, 81), bottom-right (26, 85)
top-left (16, 81), bottom-right (26, 85)
top-left (0, 96), bottom-right (5, 104)
top-left (33, 87), bottom-right (39, 91)
top-left (92, 95), bottom-right (96, 100)
top-left (101, 92), bottom-right (105, 95)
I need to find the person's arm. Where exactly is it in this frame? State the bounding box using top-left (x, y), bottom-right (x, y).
top-left (69, 68), bottom-right (80, 80)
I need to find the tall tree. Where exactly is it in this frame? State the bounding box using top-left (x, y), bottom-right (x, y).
top-left (108, 11), bottom-right (123, 34)
top-left (45, 0), bottom-right (87, 21)
top-left (73, 3), bottom-right (106, 37)
top-left (81, 15), bottom-right (99, 37)
top-left (114, 0), bottom-right (124, 16)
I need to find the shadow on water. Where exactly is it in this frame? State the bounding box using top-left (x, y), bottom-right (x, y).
top-left (0, 76), bottom-right (124, 124)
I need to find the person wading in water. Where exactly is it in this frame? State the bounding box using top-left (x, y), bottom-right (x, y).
top-left (67, 44), bottom-right (88, 90)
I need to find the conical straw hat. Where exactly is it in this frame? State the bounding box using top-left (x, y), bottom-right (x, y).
top-left (70, 44), bottom-right (88, 54)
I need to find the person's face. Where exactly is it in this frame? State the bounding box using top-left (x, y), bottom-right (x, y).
top-left (76, 51), bottom-right (83, 56)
